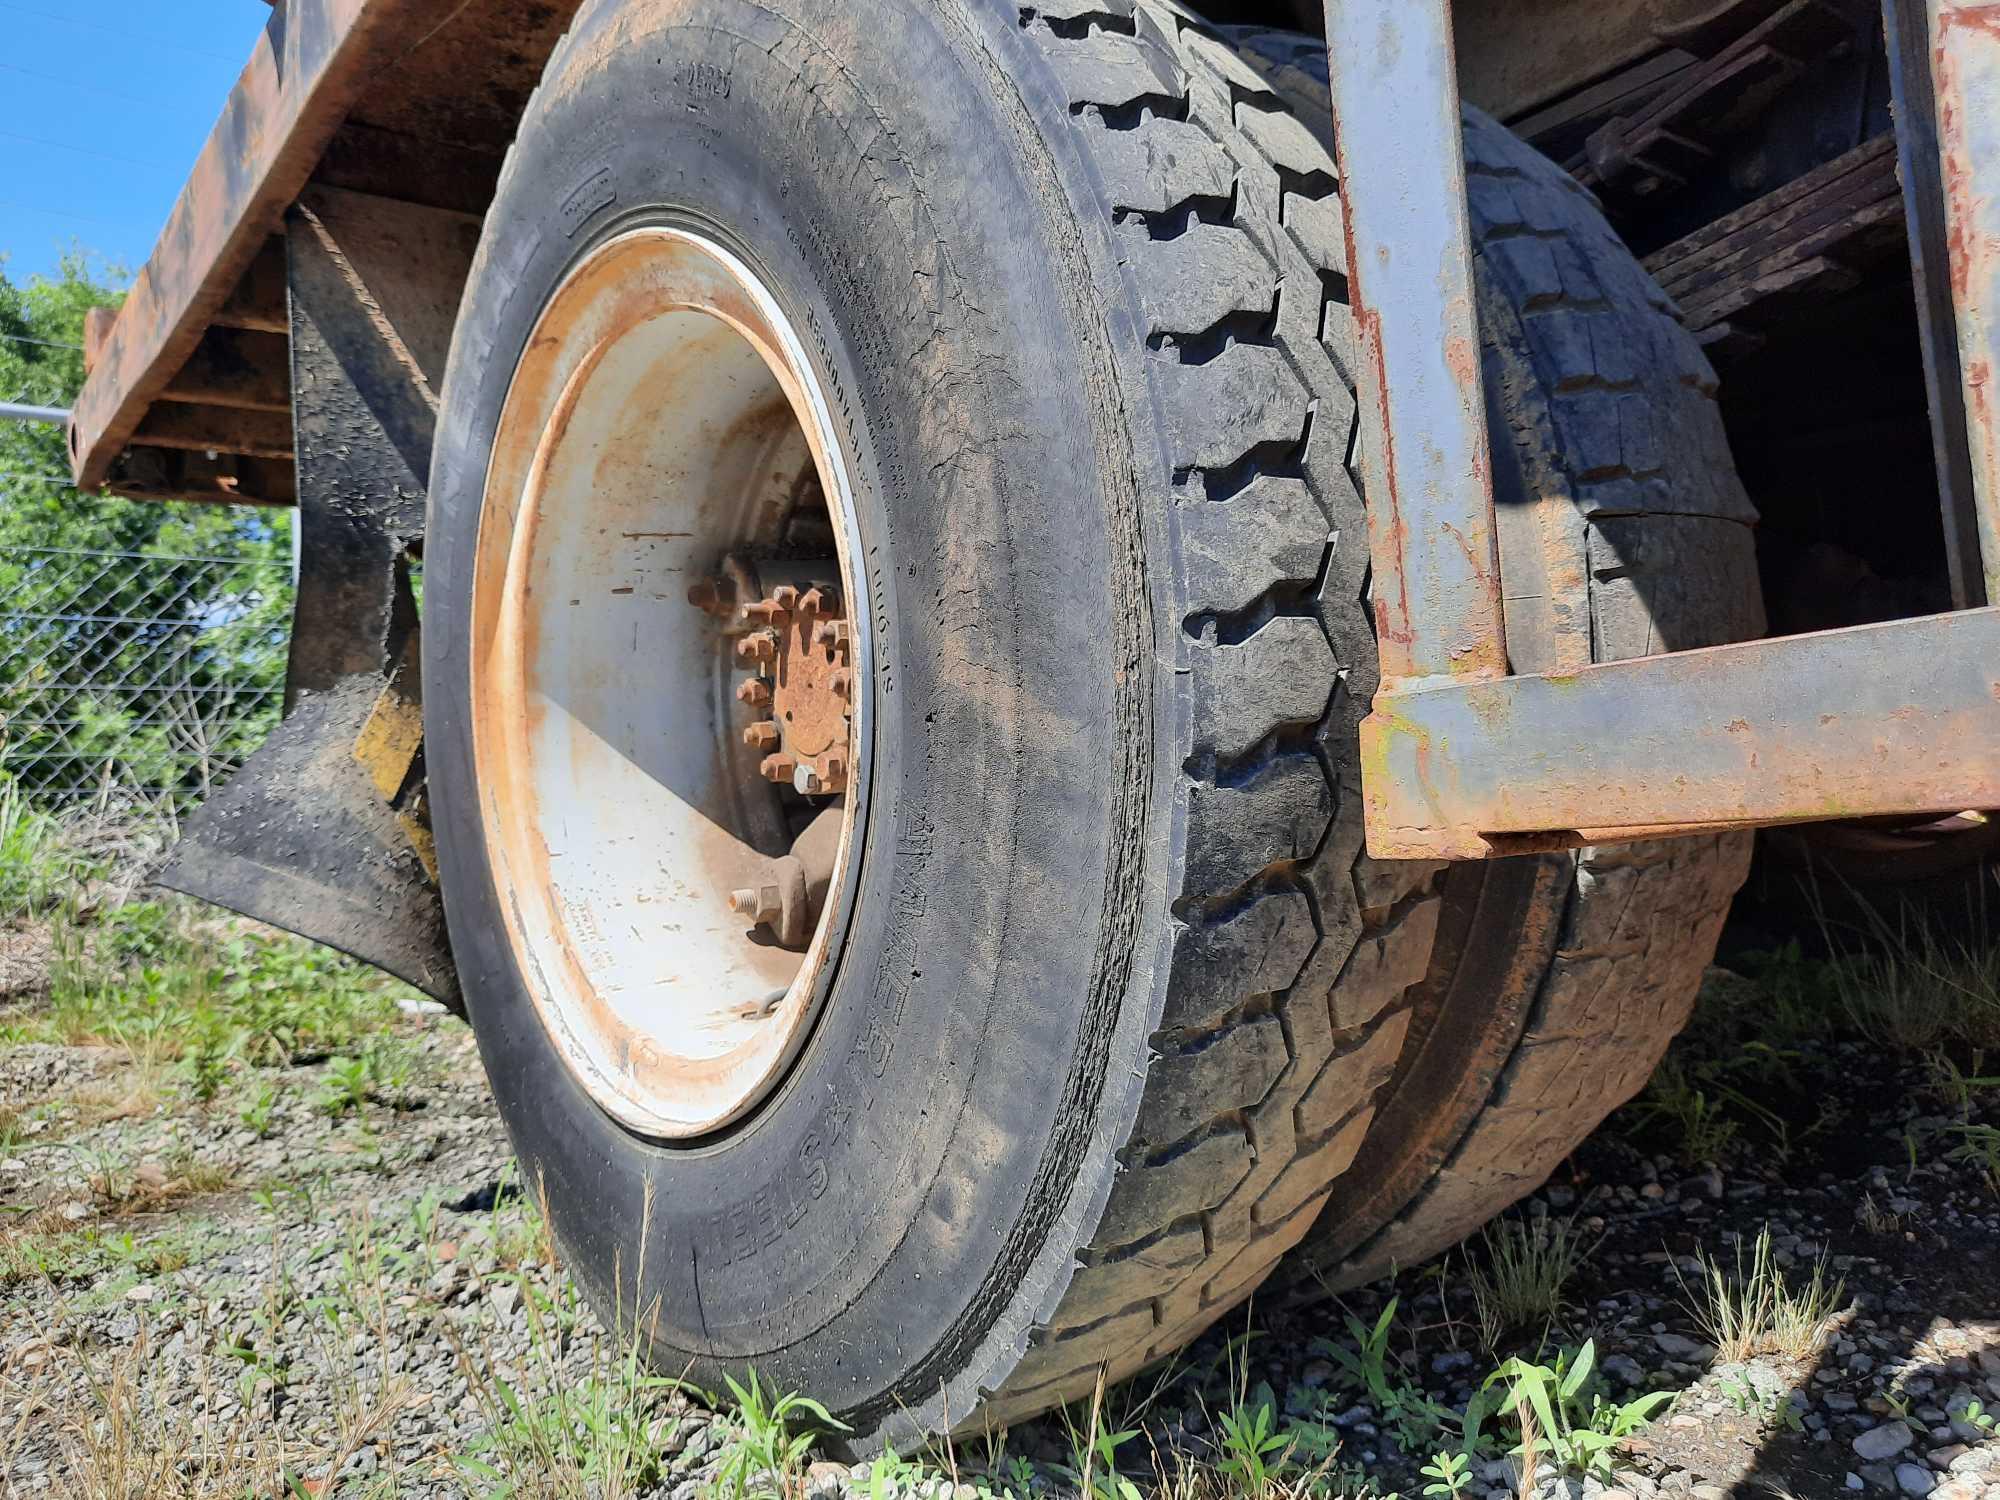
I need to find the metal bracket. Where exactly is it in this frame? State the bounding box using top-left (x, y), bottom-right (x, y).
top-left (1327, 0), bottom-right (2000, 858)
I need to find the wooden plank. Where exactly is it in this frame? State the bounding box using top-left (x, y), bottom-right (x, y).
top-left (161, 328), bottom-right (293, 414)
top-left (134, 403), bottom-right (295, 461)
top-left (67, 0), bottom-right (424, 490)
top-left (1514, 50), bottom-right (1696, 162)
top-left (1652, 153), bottom-right (1901, 303)
top-left (1581, 0), bottom-right (1864, 195)
top-left (1643, 135), bottom-right (1898, 287)
top-left (1677, 198), bottom-right (1905, 327)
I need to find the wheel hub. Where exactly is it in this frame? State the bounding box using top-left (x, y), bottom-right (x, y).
top-left (470, 226), bottom-right (872, 1140)
top-left (694, 562), bottom-right (855, 798)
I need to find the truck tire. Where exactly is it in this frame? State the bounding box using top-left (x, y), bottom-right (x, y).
top-left (1220, 29), bottom-right (1765, 1292)
top-left (424, 0), bottom-right (1441, 1447)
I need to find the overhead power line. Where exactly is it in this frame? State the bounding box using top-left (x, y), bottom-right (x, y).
top-left (0, 198), bottom-right (128, 231)
top-left (0, 61), bottom-right (209, 115)
top-left (0, 332), bottom-right (84, 352)
top-left (0, 2), bottom-right (244, 65)
top-left (0, 129), bottom-right (178, 173)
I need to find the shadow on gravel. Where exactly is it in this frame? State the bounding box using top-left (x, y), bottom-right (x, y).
top-left (449, 1175), bottom-right (526, 1215)
top-left (991, 937), bottom-right (2000, 1500)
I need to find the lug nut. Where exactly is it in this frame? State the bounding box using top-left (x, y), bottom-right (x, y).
top-left (811, 620), bottom-right (851, 653)
top-left (794, 764), bottom-right (826, 795)
top-left (829, 667), bottom-right (854, 701)
top-left (736, 629), bottom-right (779, 663)
top-left (771, 585), bottom-right (800, 610)
top-left (736, 678), bottom-right (772, 707)
top-left (799, 586), bottom-right (837, 616)
top-left (759, 753), bottom-right (798, 785)
top-left (743, 720), bottom-right (781, 751)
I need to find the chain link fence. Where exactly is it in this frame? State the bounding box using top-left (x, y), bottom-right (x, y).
top-left (0, 545), bottom-right (293, 811)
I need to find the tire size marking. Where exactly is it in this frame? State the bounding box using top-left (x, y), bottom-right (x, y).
top-left (560, 166), bottom-right (617, 240)
top-left (705, 808), bottom-right (934, 1271)
top-left (678, 60), bottom-right (731, 99)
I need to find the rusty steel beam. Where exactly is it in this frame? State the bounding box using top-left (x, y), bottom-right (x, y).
top-left (1928, 0), bottom-right (2000, 603)
top-left (132, 404), bottom-right (296, 462)
top-left (1886, 0), bottom-right (1985, 607)
top-left (66, 0), bottom-right (418, 490)
top-left (159, 328), bottom-right (294, 414)
top-left (1323, 0), bottom-right (1509, 689)
top-left (108, 447), bottom-right (298, 508)
top-left (214, 237), bottom-right (292, 337)
top-left (1362, 608), bottom-right (2000, 859)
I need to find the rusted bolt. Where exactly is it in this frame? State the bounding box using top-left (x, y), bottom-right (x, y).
top-left (736, 678), bottom-right (772, 707)
top-left (811, 620), bottom-right (851, 654)
top-left (736, 630), bottom-right (779, 663)
top-left (729, 885), bottom-right (784, 925)
top-left (829, 667), bottom-right (853, 702)
top-left (728, 856), bottom-right (812, 947)
top-left (745, 596), bottom-right (789, 623)
top-left (799, 586), bottom-right (837, 617)
top-left (687, 578), bottom-right (733, 616)
top-left (820, 753), bottom-right (849, 793)
top-left (743, 720), bottom-right (781, 751)
top-left (759, 753), bottom-right (798, 785)
top-left (771, 585), bottom-right (800, 611)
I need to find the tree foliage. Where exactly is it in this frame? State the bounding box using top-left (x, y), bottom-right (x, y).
top-left (1, 254), bottom-right (293, 805)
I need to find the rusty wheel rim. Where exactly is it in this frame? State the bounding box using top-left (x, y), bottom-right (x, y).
top-left (470, 227), bottom-right (871, 1140)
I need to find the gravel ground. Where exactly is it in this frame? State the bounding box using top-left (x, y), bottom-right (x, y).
top-left (2, 955), bottom-right (1997, 1498)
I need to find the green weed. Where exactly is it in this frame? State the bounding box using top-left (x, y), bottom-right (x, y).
top-left (712, 1370), bottom-right (846, 1499)
top-left (1822, 902), bottom-right (2000, 1053)
top-left (1419, 1447), bottom-right (1474, 1499)
top-left (1319, 1298), bottom-right (1453, 1453)
top-left (314, 1055), bottom-right (372, 1116)
top-left (238, 1082), bottom-right (279, 1138)
top-left (1478, 1341), bottom-right (1673, 1482)
top-left (1946, 1122), bottom-right (2000, 1193)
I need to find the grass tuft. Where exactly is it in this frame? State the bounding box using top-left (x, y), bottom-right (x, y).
top-left (1679, 1222), bottom-right (1845, 1363)
top-left (1464, 1215), bottom-right (1595, 1352)
top-left (1820, 896), bottom-right (2000, 1053)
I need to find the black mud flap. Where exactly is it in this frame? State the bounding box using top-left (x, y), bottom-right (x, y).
top-left (157, 673), bottom-right (462, 1009)
top-left (155, 184), bottom-right (479, 1012)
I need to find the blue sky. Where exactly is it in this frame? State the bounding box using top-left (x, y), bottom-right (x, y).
top-left (0, 0), bottom-right (274, 287)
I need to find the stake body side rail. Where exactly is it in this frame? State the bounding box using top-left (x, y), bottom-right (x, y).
top-left (1327, 0), bottom-right (2000, 858)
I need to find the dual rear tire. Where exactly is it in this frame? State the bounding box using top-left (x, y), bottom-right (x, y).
top-left (422, 0), bottom-right (1760, 1446)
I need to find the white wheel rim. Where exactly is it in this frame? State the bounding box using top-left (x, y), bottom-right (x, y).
top-left (471, 227), bottom-right (871, 1139)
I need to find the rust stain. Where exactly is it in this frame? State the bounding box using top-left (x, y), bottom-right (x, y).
top-left (1938, 0), bottom-right (2000, 40)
